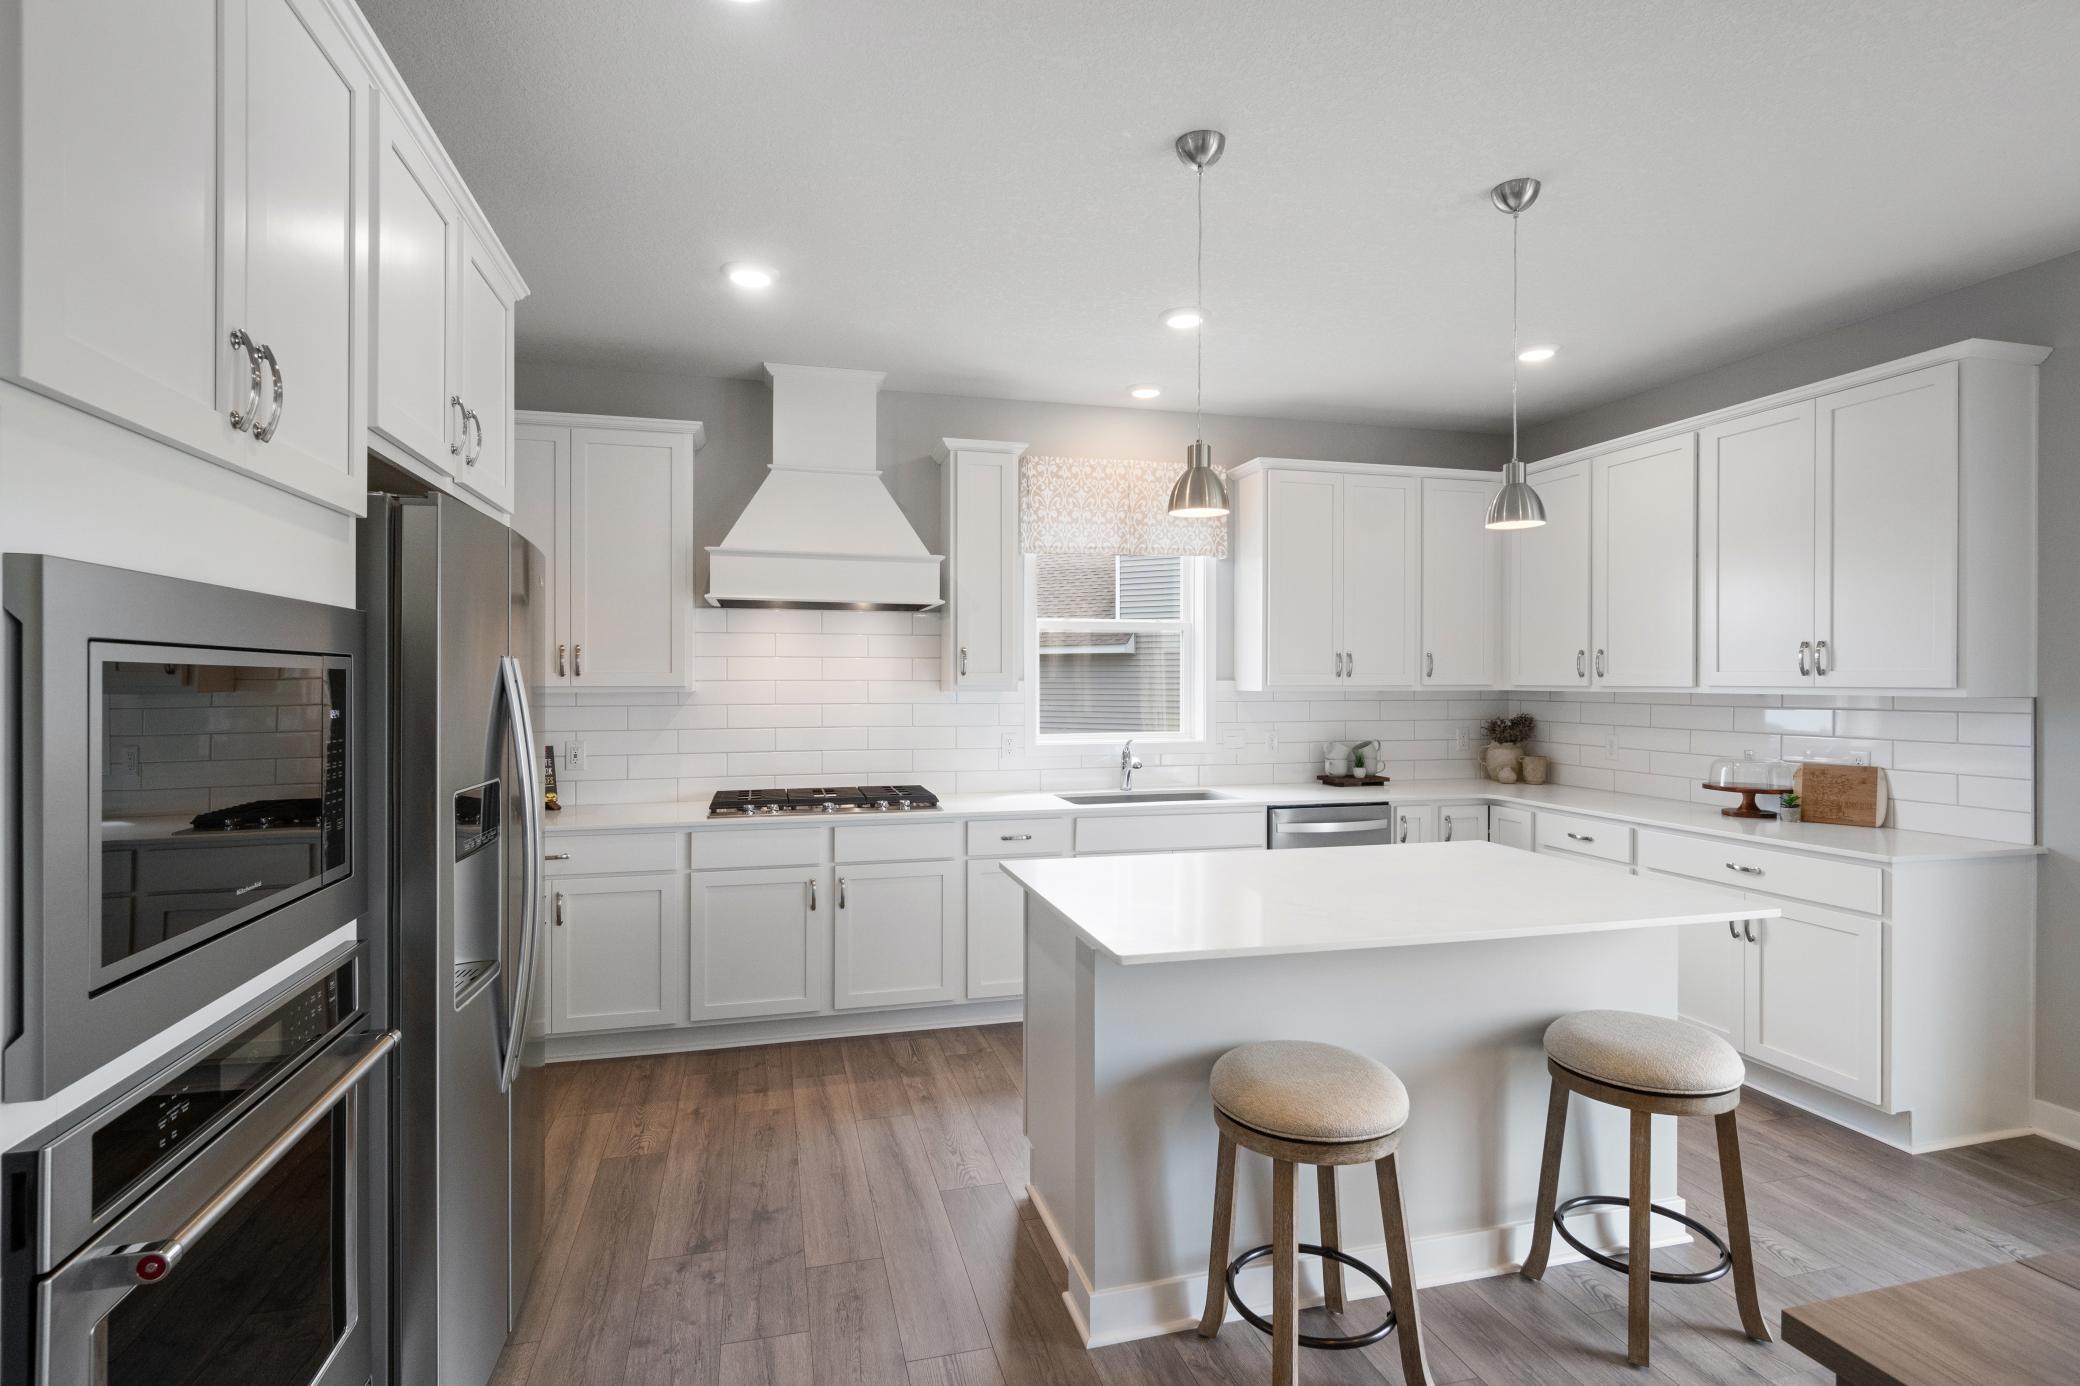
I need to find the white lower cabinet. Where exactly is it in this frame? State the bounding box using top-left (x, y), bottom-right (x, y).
top-left (1488, 804), bottom-right (1533, 851)
top-left (547, 872), bottom-right (687, 1034)
top-left (834, 861), bottom-right (964, 1010)
top-left (1395, 806), bottom-right (1434, 844)
top-left (1674, 884), bottom-right (1884, 1105)
top-left (1438, 804), bottom-right (1489, 843)
top-left (688, 866), bottom-right (830, 1022)
top-left (965, 860), bottom-right (1026, 1000)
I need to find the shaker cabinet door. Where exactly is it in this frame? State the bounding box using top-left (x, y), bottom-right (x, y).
top-left (549, 873), bottom-right (688, 1034)
top-left (371, 92), bottom-right (459, 473)
top-left (1419, 478), bottom-right (1503, 686)
top-left (451, 225), bottom-right (517, 511)
top-left (949, 449), bottom-right (1020, 690)
top-left (1593, 433), bottom-right (1697, 687)
top-left (834, 861), bottom-right (963, 1010)
top-left (1743, 901), bottom-right (1883, 1103)
top-left (1262, 470), bottom-right (1344, 686)
top-left (689, 867), bottom-right (830, 1021)
top-left (1677, 917), bottom-right (1747, 1051)
top-left (1339, 473), bottom-right (1419, 688)
top-left (1507, 459), bottom-right (1591, 687)
top-left (1699, 401), bottom-right (1818, 687)
top-left (965, 860), bottom-right (1026, 1000)
top-left (566, 428), bottom-right (696, 687)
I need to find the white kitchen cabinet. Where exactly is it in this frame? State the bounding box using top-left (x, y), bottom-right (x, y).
top-left (1231, 461), bottom-right (1418, 690)
top-left (547, 872), bottom-right (687, 1034)
top-left (688, 866), bottom-right (830, 1021)
top-left (1438, 804), bottom-right (1489, 844)
top-left (1744, 901), bottom-right (1884, 1104)
top-left (1677, 918), bottom-right (1747, 1050)
top-left (1394, 806), bottom-right (1434, 844)
top-left (1699, 400), bottom-right (1818, 688)
top-left (965, 859), bottom-right (1026, 1000)
top-left (1592, 433), bottom-right (1697, 687)
top-left (834, 860), bottom-right (964, 1010)
top-left (369, 90), bottom-right (460, 474)
top-left (451, 225), bottom-right (518, 511)
top-left (1419, 477), bottom-right (1503, 687)
top-left (515, 413), bottom-right (701, 689)
top-left (1507, 459), bottom-right (1591, 687)
top-left (6, 0), bottom-right (371, 515)
top-left (940, 439), bottom-right (1025, 691)
top-left (1488, 804), bottom-right (1533, 852)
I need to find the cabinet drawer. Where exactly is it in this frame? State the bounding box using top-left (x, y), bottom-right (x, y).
top-left (834, 820), bottom-right (964, 863)
top-left (1534, 812), bottom-right (1633, 864)
top-left (689, 827), bottom-right (823, 871)
top-left (1638, 829), bottom-right (1882, 914)
top-left (545, 831), bottom-right (688, 876)
top-left (967, 817), bottom-right (1071, 858)
top-left (1074, 811), bottom-right (1265, 855)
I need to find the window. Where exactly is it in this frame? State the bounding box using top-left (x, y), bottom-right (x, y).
top-left (1027, 552), bottom-right (1214, 746)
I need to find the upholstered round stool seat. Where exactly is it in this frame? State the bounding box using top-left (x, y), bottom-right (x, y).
top-left (1544, 1010), bottom-right (1743, 1096)
top-left (1210, 1040), bottom-right (1409, 1143)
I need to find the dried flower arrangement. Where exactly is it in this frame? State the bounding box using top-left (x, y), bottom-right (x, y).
top-left (1482, 713), bottom-right (1538, 746)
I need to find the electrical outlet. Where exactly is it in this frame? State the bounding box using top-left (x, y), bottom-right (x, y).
top-left (117, 743), bottom-right (142, 775)
top-left (1267, 727), bottom-right (1280, 754)
top-left (566, 738), bottom-right (585, 769)
top-left (1000, 728), bottom-right (1018, 755)
top-left (1222, 726), bottom-right (1247, 750)
top-left (1453, 727), bottom-right (1469, 753)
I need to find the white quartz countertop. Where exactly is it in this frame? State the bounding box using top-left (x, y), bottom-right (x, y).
top-left (543, 778), bottom-right (2037, 863)
top-left (1003, 840), bottom-right (1780, 964)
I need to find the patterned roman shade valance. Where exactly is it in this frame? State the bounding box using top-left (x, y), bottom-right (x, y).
top-left (1018, 455), bottom-right (1230, 558)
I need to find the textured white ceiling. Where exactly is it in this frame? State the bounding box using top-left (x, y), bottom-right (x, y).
top-left (359, 0), bottom-right (2080, 429)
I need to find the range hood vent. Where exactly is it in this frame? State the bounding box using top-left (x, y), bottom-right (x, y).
top-left (705, 364), bottom-right (944, 611)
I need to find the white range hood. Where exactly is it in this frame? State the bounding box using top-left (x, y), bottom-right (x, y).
top-left (705, 363), bottom-right (944, 611)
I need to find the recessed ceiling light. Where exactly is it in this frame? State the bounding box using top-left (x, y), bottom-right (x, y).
top-left (1517, 344), bottom-right (1557, 363)
top-left (1161, 307), bottom-right (1204, 331)
top-left (724, 262), bottom-right (776, 289)
top-left (1130, 385), bottom-right (1162, 400)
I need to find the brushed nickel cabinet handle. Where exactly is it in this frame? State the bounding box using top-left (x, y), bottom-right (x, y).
top-left (463, 408), bottom-right (483, 465)
top-left (253, 343), bottom-right (284, 442)
top-left (1815, 639), bottom-right (1830, 676)
top-left (808, 878), bottom-right (817, 911)
top-left (557, 643), bottom-right (568, 677)
top-left (960, 645), bottom-right (968, 676)
top-left (1595, 648), bottom-right (1606, 678)
top-left (543, 852), bottom-right (571, 861)
top-left (1566, 831), bottom-right (1594, 843)
top-left (1728, 920), bottom-right (1740, 939)
top-left (1346, 651), bottom-right (1355, 677)
top-left (229, 329), bottom-right (264, 432)
top-left (1744, 919), bottom-right (1758, 943)
top-left (451, 396), bottom-right (469, 456)
top-left (554, 893), bottom-right (566, 926)
top-left (838, 877), bottom-right (847, 909)
top-left (1425, 652), bottom-right (1434, 679)
top-left (1725, 862), bottom-right (1763, 876)
top-left (1442, 816), bottom-right (1454, 842)
top-left (1000, 833), bottom-right (1032, 841)
top-left (574, 644), bottom-right (583, 677)
top-left (1798, 640), bottom-right (1812, 677)
top-left (1576, 649), bottom-right (1586, 678)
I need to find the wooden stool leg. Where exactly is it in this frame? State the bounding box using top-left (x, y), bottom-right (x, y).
top-left (1520, 1076), bottom-right (1570, 1280)
top-left (1374, 1151), bottom-right (1433, 1386)
top-left (1317, 1164), bottom-right (1346, 1314)
top-left (1272, 1158), bottom-right (1299, 1386)
top-left (1715, 1110), bottom-right (1773, 1343)
top-left (1627, 1110), bottom-right (1653, 1368)
top-left (1197, 1131), bottom-right (1238, 1337)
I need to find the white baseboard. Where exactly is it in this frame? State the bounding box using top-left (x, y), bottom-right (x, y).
top-left (1739, 1063), bottom-right (2034, 1153)
top-left (535, 998), bottom-right (1024, 1063)
top-left (2033, 1098), bottom-right (2080, 1151)
top-left (1028, 1184), bottom-right (1691, 1348)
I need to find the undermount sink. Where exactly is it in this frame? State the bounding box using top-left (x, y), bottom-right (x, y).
top-left (1055, 790), bottom-right (1237, 806)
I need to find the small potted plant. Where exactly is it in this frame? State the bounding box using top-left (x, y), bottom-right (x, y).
top-left (1776, 790), bottom-right (1802, 822)
top-left (1481, 713), bottom-right (1537, 781)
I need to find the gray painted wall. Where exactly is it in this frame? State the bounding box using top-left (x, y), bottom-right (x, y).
top-left (513, 359), bottom-right (1505, 679)
top-left (1523, 248), bottom-right (2080, 1114)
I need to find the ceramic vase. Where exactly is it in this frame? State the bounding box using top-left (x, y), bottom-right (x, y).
top-left (1483, 742), bottom-right (1524, 781)
top-left (1521, 754), bottom-right (1549, 785)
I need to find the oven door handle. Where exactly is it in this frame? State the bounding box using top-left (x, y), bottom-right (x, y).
top-left (118, 1029), bottom-right (398, 1286)
top-left (497, 654), bottom-right (544, 1094)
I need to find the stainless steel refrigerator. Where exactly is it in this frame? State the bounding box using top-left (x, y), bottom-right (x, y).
top-left (360, 492), bottom-right (548, 1386)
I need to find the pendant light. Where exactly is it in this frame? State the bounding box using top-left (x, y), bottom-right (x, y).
top-left (1485, 176), bottom-right (1548, 530)
top-left (1168, 128), bottom-right (1230, 518)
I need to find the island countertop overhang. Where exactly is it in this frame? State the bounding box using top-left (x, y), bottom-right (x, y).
top-left (1003, 840), bottom-right (1778, 965)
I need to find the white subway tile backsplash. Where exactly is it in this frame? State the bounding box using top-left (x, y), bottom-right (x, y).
top-left (1734, 707), bottom-right (1834, 736)
top-left (1891, 741), bottom-right (2033, 778)
top-left (1648, 704), bottom-right (1735, 731)
top-left (1958, 775), bottom-right (2033, 812)
top-left (1957, 713), bottom-right (2033, 746)
top-left (1834, 710), bottom-right (1957, 741)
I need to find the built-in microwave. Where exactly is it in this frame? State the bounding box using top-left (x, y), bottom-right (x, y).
top-left (2, 555), bottom-right (363, 1100)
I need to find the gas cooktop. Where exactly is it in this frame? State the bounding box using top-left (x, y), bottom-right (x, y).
top-left (708, 785), bottom-right (943, 817)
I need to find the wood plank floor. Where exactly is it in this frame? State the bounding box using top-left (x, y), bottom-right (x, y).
top-left (496, 1029), bottom-right (2080, 1385)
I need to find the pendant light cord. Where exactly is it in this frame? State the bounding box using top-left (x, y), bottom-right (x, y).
top-left (1509, 209), bottom-right (1521, 467)
top-left (1195, 161), bottom-right (1205, 444)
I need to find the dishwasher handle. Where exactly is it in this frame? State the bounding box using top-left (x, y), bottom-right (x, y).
top-left (1273, 818), bottom-right (1397, 836)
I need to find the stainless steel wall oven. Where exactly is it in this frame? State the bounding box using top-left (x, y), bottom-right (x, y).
top-left (2, 944), bottom-right (394, 1386)
top-left (3, 555), bottom-right (363, 1100)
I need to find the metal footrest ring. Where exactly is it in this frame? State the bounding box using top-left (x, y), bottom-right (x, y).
top-left (1553, 1194), bottom-right (1733, 1285)
top-left (1223, 1243), bottom-right (1398, 1349)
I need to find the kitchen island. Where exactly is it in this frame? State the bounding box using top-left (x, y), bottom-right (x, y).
top-left (1005, 840), bottom-right (1777, 1346)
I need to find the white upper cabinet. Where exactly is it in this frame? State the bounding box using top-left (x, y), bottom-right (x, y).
top-left (370, 92), bottom-right (460, 474)
top-left (1699, 400), bottom-right (1822, 687)
top-left (1419, 476), bottom-right (1502, 687)
top-left (1233, 460), bottom-right (1417, 691)
top-left (1815, 363), bottom-right (1959, 688)
top-left (1591, 433), bottom-right (1697, 688)
top-left (516, 414), bottom-right (701, 690)
top-left (1506, 459), bottom-right (1591, 687)
top-left (6, 0), bottom-right (370, 514)
top-left (941, 439), bottom-right (1025, 691)
top-left (451, 227), bottom-right (518, 511)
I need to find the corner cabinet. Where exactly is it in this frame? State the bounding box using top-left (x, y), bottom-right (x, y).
top-left (513, 413), bottom-right (702, 690)
top-left (1694, 348), bottom-right (2040, 694)
top-left (1419, 476), bottom-right (1503, 687)
top-left (5, 0), bottom-right (374, 515)
top-left (1232, 459), bottom-right (1419, 691)
top-left (939, 438), bottom-right (1026, 691)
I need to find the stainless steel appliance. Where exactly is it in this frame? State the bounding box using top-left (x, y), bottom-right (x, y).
top-left (1267, 802), bottom-right (1399, 849)
top-left (1, 555), bottom-right (362, 1101)
top-left (708, 784), bottom-right (943, 817)
top-left (360, 494), bottom-right (547, 1386)
top-left (1, 945), bottom-right (394, 1386)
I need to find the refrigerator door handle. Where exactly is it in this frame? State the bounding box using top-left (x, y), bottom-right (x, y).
top-left (497, 654), bottom-right (544, 1093)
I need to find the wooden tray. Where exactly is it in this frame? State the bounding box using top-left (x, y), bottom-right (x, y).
top-left (1317, 774), bottom-right (1389, 787)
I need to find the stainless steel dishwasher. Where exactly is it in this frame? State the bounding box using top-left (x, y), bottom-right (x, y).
top-left (1267, 802), bottom-right (1399, 849)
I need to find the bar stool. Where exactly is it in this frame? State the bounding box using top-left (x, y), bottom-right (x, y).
top-left (1520, 1009), bottom-right (1772, 1368)
top-left (1197, 1040), bottom-right (1430, 1386)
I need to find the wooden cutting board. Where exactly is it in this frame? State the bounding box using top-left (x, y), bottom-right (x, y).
top-left (1794, 763), bottom-right (1889, 828)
